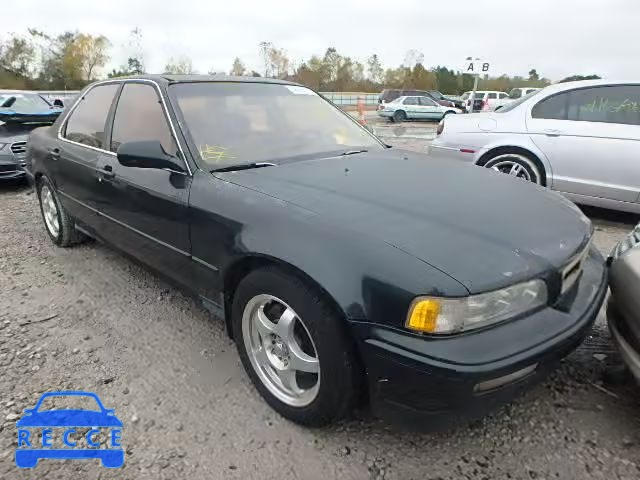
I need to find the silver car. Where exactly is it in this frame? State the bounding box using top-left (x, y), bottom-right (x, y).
top-left (378, 96), bottom-right (461, 122)
top-left (431, 80), bottom-right (640, 214)
top-left (608, 223), bottom-right (640, 382)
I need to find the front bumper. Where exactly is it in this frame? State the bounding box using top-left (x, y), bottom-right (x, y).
top-left (0, 153), bottom-right (27, 181)
top-left (352, 250), bottom-right (607, 429)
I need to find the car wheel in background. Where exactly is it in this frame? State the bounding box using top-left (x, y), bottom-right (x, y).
top-left (481, 152), bottom-right (543, 185)
top-left (392, 110), bottom-right (407, 122)
top-left (37, 176), bottom-right (85, 247)
top-left (232, 267), bottom-right (360, 426)
top-left (443, 110), bottom-right (456, 118)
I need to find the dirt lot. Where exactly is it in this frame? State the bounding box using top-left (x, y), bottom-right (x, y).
top-left (1, 157), bottom-right (639, 479)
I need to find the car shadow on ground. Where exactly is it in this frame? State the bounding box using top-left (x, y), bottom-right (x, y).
top-left (579, 205), bottom-right (639, 227)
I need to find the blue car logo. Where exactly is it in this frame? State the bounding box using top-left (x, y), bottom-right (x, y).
top-left (15, 391), bottom-right (123, 468)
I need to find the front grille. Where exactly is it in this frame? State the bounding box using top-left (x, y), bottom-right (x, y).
top-left (560, 239), bottom-right (591, 294)
top-left (11, 142), bottom-right (27, 154)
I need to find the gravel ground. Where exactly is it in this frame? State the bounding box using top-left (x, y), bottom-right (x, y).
top-left (1, 156), bottom-right (639, 479)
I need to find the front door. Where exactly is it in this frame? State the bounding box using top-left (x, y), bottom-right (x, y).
top-left (96, 81), bottom-right (193, 287)
top-left (527, 84), bottom-right (640, 204)
top-left (418, 97), bottom-right (442, 119)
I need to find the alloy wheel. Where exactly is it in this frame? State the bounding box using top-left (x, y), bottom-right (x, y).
top-left (41, 185), bottom-right (60, 237)
top-left (242, 294), bottom-right (320, 407)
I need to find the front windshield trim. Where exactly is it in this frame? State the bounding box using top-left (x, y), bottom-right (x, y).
top-left (168, 81), bottom-right (385, 171)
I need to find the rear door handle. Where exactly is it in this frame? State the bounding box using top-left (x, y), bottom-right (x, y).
top-left (48, 147), bottom-right (60, 160)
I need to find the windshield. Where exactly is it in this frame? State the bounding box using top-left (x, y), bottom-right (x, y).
top-left (171, 82), bottom-right (383, 168)
top-left (0, 93), bottom-right (52, 112)
top-left (496, 89), bottom-right (542, 113)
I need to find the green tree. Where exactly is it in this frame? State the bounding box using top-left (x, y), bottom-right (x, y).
top-left (230, 57), bottom-right (246, 76)
top-left (164, 56), bottom-right (194, 75)
top-left (559, 74), bottom-right (601, 83)
top-left (366, 54), bottom-right (383, 84)
top-left (528, 68), bottom-right (539, 82)
top-left (0, 35), bottom-right (36, 78)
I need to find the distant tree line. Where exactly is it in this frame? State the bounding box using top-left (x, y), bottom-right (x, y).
top-left (0, 30), bottom-right (600, 94)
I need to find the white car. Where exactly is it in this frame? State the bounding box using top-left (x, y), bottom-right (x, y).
top-left (431, 80), bottom-right (640, 214)
top-left (461, 91), bottom-right (510, 112)
top-left (377, 96), bottom-right (461, 122)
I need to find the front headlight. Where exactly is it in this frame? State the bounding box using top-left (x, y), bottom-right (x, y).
top-left (406, 279), bottom-right (548, 334)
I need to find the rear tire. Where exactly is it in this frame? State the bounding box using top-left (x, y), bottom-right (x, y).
top-left (481, 152), bottom-right (544, 185)
top-left (232, 267), bottom-right (360, 426)
top-left (393, 110), bottom-right (407, 122)
top-left (37, 175), bottom-right (85, 247)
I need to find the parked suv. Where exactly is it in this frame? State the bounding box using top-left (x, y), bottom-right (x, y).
top-left (461, 91), bottom-right (510, 112)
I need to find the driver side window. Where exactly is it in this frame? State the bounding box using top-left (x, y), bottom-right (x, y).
top-left (110, 83), bottom-right (176, 155)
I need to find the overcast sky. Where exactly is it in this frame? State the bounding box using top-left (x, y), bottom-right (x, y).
top-left (8, 0), bottom-right (639, 81)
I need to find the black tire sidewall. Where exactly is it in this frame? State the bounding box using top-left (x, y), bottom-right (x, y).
top-left (393, 110), bottom-right (406, 122)
top-left (231, 268), bottom-right (358, 426)
top-left (37, 176), bottom-right (63, 245)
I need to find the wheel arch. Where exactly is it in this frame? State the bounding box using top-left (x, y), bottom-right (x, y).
top-left (476, 145), bottom-right (548, 186)
top-left (222, 254), bottom-right (347, 341)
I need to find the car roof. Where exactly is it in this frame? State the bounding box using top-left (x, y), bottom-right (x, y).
top-left (538, 79), bottom-right (639, 95)
top-left (111, 74), bottom-right (301, 87)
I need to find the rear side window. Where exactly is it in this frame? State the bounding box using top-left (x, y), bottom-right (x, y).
top-left (567, 85), bottom-right (640, 125)
top-left (110, 83), bottom-right (176, 154)
top-left (403, 97), bottom-right (419, 105)
top-left (532, 92), bottom-right (570, 120)
top-left (64, 84), bottom-right (119, 149)
top-left (532, 86), bottom-right (640, 125)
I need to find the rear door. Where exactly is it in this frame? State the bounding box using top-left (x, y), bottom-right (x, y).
top-left (527, 84), bottom-right (640, 203)
top-left (55, 83), bottom-right (120, 229)
top-left (96, 81), bottom-right (194, 286)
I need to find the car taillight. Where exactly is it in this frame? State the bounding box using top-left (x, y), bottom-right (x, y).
top-left (436, 119), bottom-right (444, 136)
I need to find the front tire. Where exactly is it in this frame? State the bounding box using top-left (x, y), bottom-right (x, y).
top-left (481, 152), bottom-right (543, 185)
top-left (232, 267), bottom-right (360, 426)
top-left (37, 176), bottom-right (84, 247)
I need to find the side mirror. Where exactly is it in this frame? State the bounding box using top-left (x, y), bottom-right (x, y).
top-left (116, 141), bottom-right (185, 172)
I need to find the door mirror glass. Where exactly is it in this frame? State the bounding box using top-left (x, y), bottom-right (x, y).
top-left (117, 140), bottom-right (184, 172)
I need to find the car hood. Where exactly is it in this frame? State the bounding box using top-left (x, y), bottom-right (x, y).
top-left (220, 150), bottom-right (592, 293)
top-left (16, 410), bottom-right (123, 427)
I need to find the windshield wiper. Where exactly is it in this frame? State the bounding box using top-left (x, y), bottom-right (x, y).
top-left (211, 162), bottom-right (276, 173)
top-left (340, 149), bottom-right (368, 156)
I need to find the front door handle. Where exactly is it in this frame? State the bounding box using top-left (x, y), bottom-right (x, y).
top-left (48, 147), bottom-right (60, 160)
top-left (543, 129), bottom-right (562, 137)
top-left (97, 165), bottom-right (115, 180)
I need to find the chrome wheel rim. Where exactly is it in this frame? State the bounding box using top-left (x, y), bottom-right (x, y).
top-left (41, 186), bottom-right (60, 237)
top-left (486, 154), bottom-right (539, 183)
top-left (242, 294), bottom-right (320, 407)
